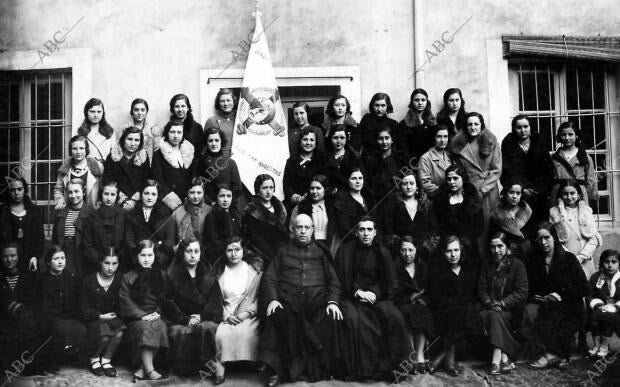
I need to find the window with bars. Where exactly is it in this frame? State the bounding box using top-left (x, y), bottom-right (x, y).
top-left (508, 62), bottom-right (615, 219)
top-left (0, 69), bottom-right (73, 228)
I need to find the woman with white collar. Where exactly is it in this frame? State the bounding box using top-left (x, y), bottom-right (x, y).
top-left (151, 118), bottom-right (195, 211)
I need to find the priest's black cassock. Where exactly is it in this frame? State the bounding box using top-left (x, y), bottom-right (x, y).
top-left (334, 239), bottom-right (409, 379)
top-left (258, 239), bottom-right (343, 381)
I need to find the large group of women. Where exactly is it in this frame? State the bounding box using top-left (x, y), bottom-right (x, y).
top-left (0, 86), bottom-right (617, 385)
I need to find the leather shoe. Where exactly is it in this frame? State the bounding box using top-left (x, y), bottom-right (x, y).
top-left (266, 374), bottom-right (280, 387)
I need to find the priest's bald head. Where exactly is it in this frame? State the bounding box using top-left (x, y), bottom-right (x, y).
top-left (293, 214), bottom-right (314, 245)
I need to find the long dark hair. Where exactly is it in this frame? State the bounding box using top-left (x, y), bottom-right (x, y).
top-left (131, 239), bottom-right (164, 299)
top-left (78, 98), bottom-right (114, 139)
top-left (408, 88), bottom-right (434, 123)
top-left (556, 121), bottom-right (589, 166)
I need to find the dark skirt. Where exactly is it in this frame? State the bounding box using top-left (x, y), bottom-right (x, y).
top-left (340, 299), bottom-right (409, 379)
top-left (480, 309), bottom-right (521, 359)
top-left (532, 302), bottom-right (579, 359)
top-left (62, 239), bottom-right (80, 277)
top-left (84, 318), bottom-right (126, 354)
top-left (125, 318), bottom-right (169, 365)
top-left (398, 302), bottom-right (434, 337)
top-left (168, 321), bottom-right (218, 374)
top-left (0, 308), bottom-right (40, 370)
top-left (258, 289), bottom-right (343, 381)
top-left (590, 310), bottom-right (620, 338)
top-left (434, 303), bottom-right (483, 344)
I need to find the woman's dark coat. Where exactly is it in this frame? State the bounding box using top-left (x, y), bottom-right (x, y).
top-left (242, 197), bottom-right (288, 262)
top-left (125, 202), bottom-right (175, 266)
top-left (0, 198), bottom-right (45, 271)
top-left (163, 262), bottom-right (223, 325)
top-left (333, 189), bottom-right (375, 242)
top-left (103, 153), bottom-right (150, 200)
top-left (203, 205), bottom-right (242, 264)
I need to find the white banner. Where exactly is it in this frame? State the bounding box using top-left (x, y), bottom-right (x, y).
top-left (231, 10), bottom-right (288, 200)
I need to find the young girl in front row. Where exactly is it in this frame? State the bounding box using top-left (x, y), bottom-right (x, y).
top-left (119, 240), bottom-right (168, 381)
top-left (549, 180), bottom-right (602, 279)
top-left (587, 249), bottom-right (620, 359)
top-left (80, 247), bottom-right (126, 377)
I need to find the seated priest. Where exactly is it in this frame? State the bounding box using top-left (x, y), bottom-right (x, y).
top-left (334, 216), bottom-right (410, 381)
top-left (258, 214), bottom-right (344, 387)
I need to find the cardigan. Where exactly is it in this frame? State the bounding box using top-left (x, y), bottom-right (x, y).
top-left (79, 271), bottom-right (123, 321)
top-left (37, 270), bottom-right (82, 319)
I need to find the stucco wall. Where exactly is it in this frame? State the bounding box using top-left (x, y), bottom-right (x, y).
top-left (421, 0), bottom-right (620, 133)
top-left (0, 0), bottom-right (416, 128)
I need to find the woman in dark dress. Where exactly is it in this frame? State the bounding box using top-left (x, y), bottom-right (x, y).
top-left (383, 172), bottom-right (438, 258)
top-left (0, 177), bottom-right (45, 272)
top-left (436, 88), bottom-right (467, 139)
top-left (587, 249), bottom-right (620, 359)
top-left (194, 127), bottom-right (242, 207)
top-left (119, 239), bottom-right (168, 381)
top-left (151, 118), bottom-right (195, 211)
top-left (204, 184), bottom-right (242, 264)
top-left (0, 242), bottom-right (40, 374)
top-left (501, 115), bottom-right (553, 230)
top-left (478, 232), bottom-right (528, 375)
top-left (283, 128), bottom-right (328, 212)
top-left (358, 92), bottom-right (398, 155)
top-left (79, 248), bottom-right (125, 377)
top-left (428, 235), bottom-right (480, 377)
top-left (325, 124), bottom-right (362, 191)
top-left (393, 88), bottom-right (437, 163)
top-left (52, 178), bottom-right (90, 277)
top-left (242, 174), bottom-right (288, 263)
top-left (362, 126), bottom-right (409, 203)
top-left (163, 237), bottom-right (222, 376)
top-left (433, 164), bottom-right (484, 266)
top-left (527, 222), bottom-right (589, 369)
top-left (333, 166), bottom-right (375, 242)
top-left (168, 93), bottom-right (204, 157)
top-left (125, 180), bottom-right (175, 268)
top-left (393, 236), bottom-right (434, 374)
top-left (82, 179), bottom-right (126, 273)
top-left (103, 126), bottom-right (150, 211)
top-left (37, 245), bottom-right (87, 372)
